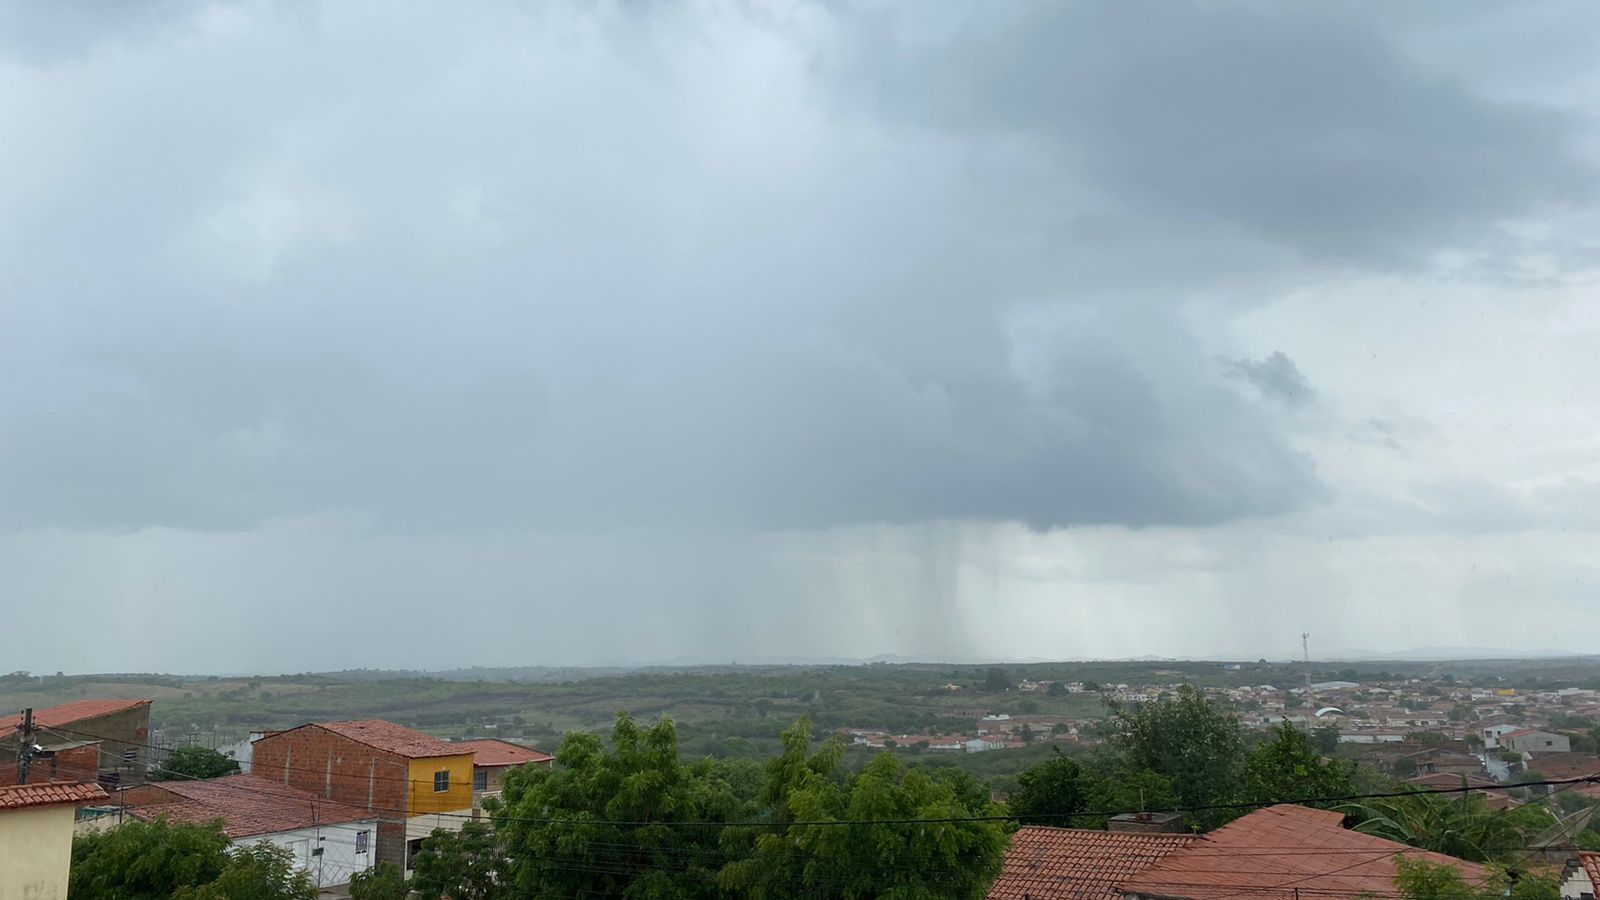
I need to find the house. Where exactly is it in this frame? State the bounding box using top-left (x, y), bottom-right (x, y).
top-left (1561, 851), bottom-right (1600, 899)
top-left (449, 739), bottom-right (553, 815)
top-left (1407, 772), bottom-right (1520, 811)
top-left (1, 700), bottom-right (154, 788)
top-left (1503, 729), bottom-right (1572, 754)
top-left (989, 805), bottom-right (1493, 900)
top-left (0, 781), bottom-right (110, 900)
top-left (122, 774), bottom-right (379, 890)
top-left (1118, 805), bottom-right (1492, 900)
top-left (251, 719), bottom-right (474, 871)
top-left (1482, 723), bottom-right (1521, 749)
top-left (987, 828), bottom-right (1197, 900)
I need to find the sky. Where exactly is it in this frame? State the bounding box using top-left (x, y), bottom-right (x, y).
top-left (3, 0), bottom-right (1600, 674)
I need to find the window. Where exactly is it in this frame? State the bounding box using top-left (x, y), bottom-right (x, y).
top-left (434, 770), bottom-right (450, 792)
top-left (355, 830), bottom-right (369, 854)
top-left (122, 748), bottom-right (138, 763)
top-left (406, 838), bottom-right (424, 870)
top-left (474, 770), bottom-right (488, 791)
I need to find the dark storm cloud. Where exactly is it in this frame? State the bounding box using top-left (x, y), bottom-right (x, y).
top-left (844, 2), bottom-right (1595, 265)
top-left (1221, 352), bottom-right (1315, 409)
top-left (13, 0), bottom-right (1591, 537)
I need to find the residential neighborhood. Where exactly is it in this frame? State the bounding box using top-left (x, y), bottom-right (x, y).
top-left (13, 660), bottom-right (1600, 898)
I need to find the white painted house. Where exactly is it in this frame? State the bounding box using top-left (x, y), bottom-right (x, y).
top-left (126, 774), bottom-right (379, 889)
top-left (1481, 724), bottom-right (1520, 749)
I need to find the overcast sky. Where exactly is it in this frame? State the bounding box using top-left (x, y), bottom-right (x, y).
top-left (4, 1), bottom-right (1600, 674)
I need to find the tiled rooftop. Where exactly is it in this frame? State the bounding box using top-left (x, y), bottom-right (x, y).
top-left (301, 720), bottom-right (467, 759)
top-left (129, 774), bottom-right (375, 837)
top-left (1120, 805), bottom-right (1492, 900)
top-left (0, 781), bottom-right (109, 810)
top-left (987, 828), bottom-right (1197, 900)
top-left (3, 699), bottom-right (151, 734)
top-left (452, 739), bottom-right (554, 768)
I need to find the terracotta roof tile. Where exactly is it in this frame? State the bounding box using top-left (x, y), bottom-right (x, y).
top-left (987, 828), bottom-right (1197, 900)
top-left (1579, 852), bottom-right (1600, 890)
top-left (3, 699), bottom-right (152, 734)
top-left (0, 781), bottom-right (110, 810)
top-left (1120, 805), bottom-right (1492, 900)
top-left (282, 720), bottom-right (468, 759)
top-left (452, 739), bottom-right (554, 768)
top-left (128, 775), bottom-right (376, 838)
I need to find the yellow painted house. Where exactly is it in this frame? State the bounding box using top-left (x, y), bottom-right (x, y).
top-left (0, 782), bottom-right (109, 900)
top-left (408, 752), bottom-right (475, 816)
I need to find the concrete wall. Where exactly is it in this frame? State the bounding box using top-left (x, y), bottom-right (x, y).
top-left (241, 820), bottom-right (379, 889)
top-left (0, 804), bottom-right (75, 900)
top-left (1508, 732), bottom-right (1572, 754)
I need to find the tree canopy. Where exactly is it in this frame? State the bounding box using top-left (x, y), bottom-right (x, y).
top-left (70, 819), bottom-right (312, 900)
top-left (151, 746), bottom-right (242, 782)
top-left (1106, 683), bottom-right (1244, 829)
top-left (718, 718), bottom-right (1007, 900)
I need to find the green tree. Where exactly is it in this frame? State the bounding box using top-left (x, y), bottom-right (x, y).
top-left (1047, 681), bottom-right (1067, 697)
top-left (1389, 855), bottom-right (1558, 900)
top-left (982, 667), bottom-right (1013, 693)
top-left (719, 718), bottom-right (1007, 899)
top-left (1344, 793), bottom-right (1549, 865)
top-left (348, 864), bottom-right (411, 900)
top-left (70, 818), bottom-right (231, 900)
top-left (413, 822), bottom-right (503, 900)
top-left (1312, 723), bottom-right (1342, 755)
top-left (1009, 749), bottom-right (1090, 826)
top-left (153, 747), bottom-right (241, 781)
top-left (1242, 722), bottom-right (1358, 804)
top-left (174, 843), bottom-right (316, 900)
top-left (1106, 683), bottom-right (1244, 828)
top-left (493, 713), bottom-right (745, 899)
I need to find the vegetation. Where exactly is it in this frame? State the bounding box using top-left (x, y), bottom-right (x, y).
top-left (413, 713), bottom-right (1008, 899)
top-left (1106, 684), bottom-right (1244, 829)
top-left (69, 819), bottom-right (313, 900)
top-left (1343, 793), bottom-right (1554, 866)
top-left (1388, 856), bottom-right (1559, 900)
top-left (152, 746), bottom-right (241, 781)
top-left (347, 864), bottom-right (411, 900)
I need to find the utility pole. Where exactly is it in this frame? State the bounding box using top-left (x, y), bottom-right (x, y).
top-left (17, 708), bottom-right (35, 784)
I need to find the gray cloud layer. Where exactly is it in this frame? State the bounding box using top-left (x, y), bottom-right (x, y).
top-left (12, 1), bottom-right (1524, 534)
top-left (2, 1), bottom-right (1599, 672)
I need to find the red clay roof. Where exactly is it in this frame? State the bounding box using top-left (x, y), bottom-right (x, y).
top-left (128, 775), bottom-right (375, 838)
top-left (452, 739), bottom-right (554, 768)
top-left (1579, 852), bottom-right (1600, 891)
top-left (0, 781), bottom-right (109, 810)
top-left (3, 699), bottom-right (152, 734)
top-left (988, 828), bottom-right (1197, 900)
top-left (297, 720), bottom-right (467, 759)
top-left (1120, 806), bottom-right (1492, 900)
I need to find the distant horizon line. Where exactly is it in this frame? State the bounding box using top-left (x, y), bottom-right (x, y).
top-left (19, 647), bottom-right (1600, 680)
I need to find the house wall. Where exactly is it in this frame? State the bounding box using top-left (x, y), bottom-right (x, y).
top-left (0, 804), bottom-right (76, 900)
top-left (0, 744), bottom-right (101, 788)
top-left (239, 820), bottom-right (379, 889)
top-left (251, 728), bottom-right (412, 868)
top-left (1508, 732), bottom-right (1572, 754)
top-left (74, 706), bottom-right (153, 786)
top-left (407, 755), bottom-right (473, 816)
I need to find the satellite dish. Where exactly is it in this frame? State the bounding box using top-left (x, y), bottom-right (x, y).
top-left (1315, 707), bottom-right (1344, 718)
